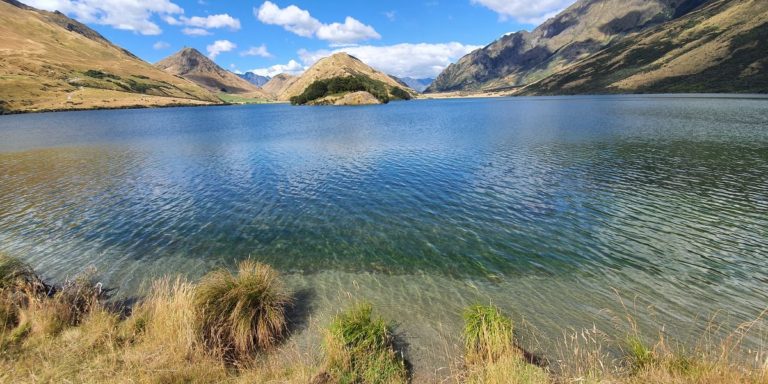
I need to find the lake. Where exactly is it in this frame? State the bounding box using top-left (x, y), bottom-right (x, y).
top-left (1, 95), bottom-right (767, 376)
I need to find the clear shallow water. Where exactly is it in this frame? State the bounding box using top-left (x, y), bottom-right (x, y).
top-left (0, 96), bottom-right (767, 376)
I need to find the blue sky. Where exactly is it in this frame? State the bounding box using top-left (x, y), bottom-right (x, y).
top-left (25, 0), bottom-right (576, 79)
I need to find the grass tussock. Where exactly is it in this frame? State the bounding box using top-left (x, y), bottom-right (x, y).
top-left (0, 261), bottom-right (315, 383)
top-left (194, 260), bottom-right (291, 359)
top-left (323, 303), bottom-right (408, 384)
top-left (460, 304), bottom-right (549, 384)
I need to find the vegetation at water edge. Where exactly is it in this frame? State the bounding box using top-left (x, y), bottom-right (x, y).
top-left (1, 254), bottom-right (767, 383)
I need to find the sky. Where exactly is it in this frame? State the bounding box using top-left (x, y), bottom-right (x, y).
top-left (24, 0), bottom-right (577, 79)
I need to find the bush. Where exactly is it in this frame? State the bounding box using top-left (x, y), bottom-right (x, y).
top-left (193, 260), bottom-right (290, 359)
top-left (0, 254), bottom-right (41, 292)
top-left (390, 87), bottom-right (412, 100)
top-left (463, 305), bottom-right (514, 364)
top-left (54, 268), bottom-right (106, 326)
top-left (324, 303), bottom-right (408, 383)
top-left (290, 75), bottom-right (394, 105)
top-left (84, 70), bottom-right (120, 80)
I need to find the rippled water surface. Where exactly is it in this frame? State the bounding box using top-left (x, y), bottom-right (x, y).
top-left (1, 96), bottom-right (767, 375)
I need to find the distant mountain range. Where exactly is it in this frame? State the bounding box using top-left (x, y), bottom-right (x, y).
top-left (427, 0), bottom-right (767, 95)
top-left (393, 77), bottom-right (434, 93)
top-left (238, 72), bottom-right (271, 87)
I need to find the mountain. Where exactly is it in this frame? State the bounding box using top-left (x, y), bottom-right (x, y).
top-left (238, 72), bottom-right (271, 87)
top-left (155, 48), bottom-right (271, 99)
top-left (395, 77), bottom-right (435, 93)
top-left (262, 74), bottom-right (298, 98)
top-left (426, 0), bottom-right (709, 93)
top-left (278, 53), bottom-right (417, 103)
top-left (523, 0), bottom-right (768, 94)
top-left (0, 0), bottom-right (219, 114)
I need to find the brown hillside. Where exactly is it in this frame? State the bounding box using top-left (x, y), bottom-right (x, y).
top-left (156, 48), bottom-right (271, 98)
top-left (0, 0), bottom-right (220, 114)
top-left (262, 74), bottom-right (298, 98)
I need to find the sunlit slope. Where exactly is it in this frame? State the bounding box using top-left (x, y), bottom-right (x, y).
top-left (156, 48), bottom-right (272, 99)
top-left (279, 53), bottom-right (417, 101)
top-left (0, 0), bottom-right (220, 114)
top-left (523, 0), bottom-right (768, 94)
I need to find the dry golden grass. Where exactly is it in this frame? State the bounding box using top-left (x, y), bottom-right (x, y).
top-left (194, 261), bottom-right (291, 359)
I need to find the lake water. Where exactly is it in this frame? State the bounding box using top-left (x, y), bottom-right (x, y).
top-left (1, 95), bottom-right (767, 377)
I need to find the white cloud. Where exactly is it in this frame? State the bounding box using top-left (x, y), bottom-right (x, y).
top-left (153, 41), bottom-right (171, 50)
top-left (25, 0), bottom-right (183, 35)
top-left (298, 42), bottom-right (481, 78)
top-left (249, 59), bottom-right (305, 78)
top-left (255, 1), bottom-right (380, 44)
top-left (179, 14), bottom-right (241, 30)
top-left (182, 27), bottom-right (212, 36)
top-left (206, 40), bottom-right (236, 59)
top-left (316, 17), bottom-right (381, 45)
top-left (255, 1), bottom-right (320, 38)
top-left (240, 44), bottom-right (273, 58)
top-left (383, 11), bottom-right (396, 22)
top-left (470, 0), bottom-right (575, 24)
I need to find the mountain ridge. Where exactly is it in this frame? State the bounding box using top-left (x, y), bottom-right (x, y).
top-left (426, 0), bottom-right (710, 93)
top-left (0, 0), bottom-right (220, 114)
top-left (521, 0), bottom-right (768, 94)
top-left (155, 48), bottom-right (271, 99)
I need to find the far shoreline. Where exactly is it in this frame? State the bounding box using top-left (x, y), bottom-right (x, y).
top-left (2, 92), bottom-right (767, 116)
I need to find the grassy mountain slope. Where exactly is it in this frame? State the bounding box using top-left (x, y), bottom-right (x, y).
top-left (155, 48), bottom-right (271, 99)
top-left (278, 53), bottom-right (416, 102)
top-left (262, 74), bottom-right (298, 98)
top-left (426, 0), bottom-right (708, 93)
top-left (523, 0), bottom-right (768, 94)
top-left (0, 0), bottom-right (220, 114)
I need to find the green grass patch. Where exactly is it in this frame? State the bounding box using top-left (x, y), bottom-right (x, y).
top-left (324, 303), bottom-right (408, 383)
top-left (626, 335), bottom-right (656, 371)
top-left (463, 304), bottom-right (514, 364)
top-left (83, 70), bottom-right (120, 80)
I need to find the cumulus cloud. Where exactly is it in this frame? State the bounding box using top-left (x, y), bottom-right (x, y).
top-left (25, 0), bottom-right (183, 35)
top-left (470, 0), bottom-right (575, 24)
top-left (298, 42), bottom-right (481, 78)
top-left (255, 1), bottom-right (380, 44)
top-left (240, 44), bottom-right (273, 58)
top-left (316, 17), bottom-right (381, 45)
top-left (255, 1), bottom-right (320, 37)
top-left (249, 59), bottom-right (305, 78)
top-left (206, 40), bottom-right (236, 59)
top-left (152, 41), bottom-right (171, 50)
top-left (177, 14), bottom-right (241, 30)
top-left (182, 27), bottom-right (212, 36)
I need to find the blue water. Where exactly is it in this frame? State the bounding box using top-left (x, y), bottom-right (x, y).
top-left (1, 96), bottom-right (767, 372)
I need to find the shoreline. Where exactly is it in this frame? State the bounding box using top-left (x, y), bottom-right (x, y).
top-left (4, 91), bottom-right (768, 116)
top-left (2, 255), bottom-right (766, 383)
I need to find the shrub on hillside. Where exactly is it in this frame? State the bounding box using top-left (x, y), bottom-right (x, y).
top-left (290, 75), bottom-right (393, 105)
